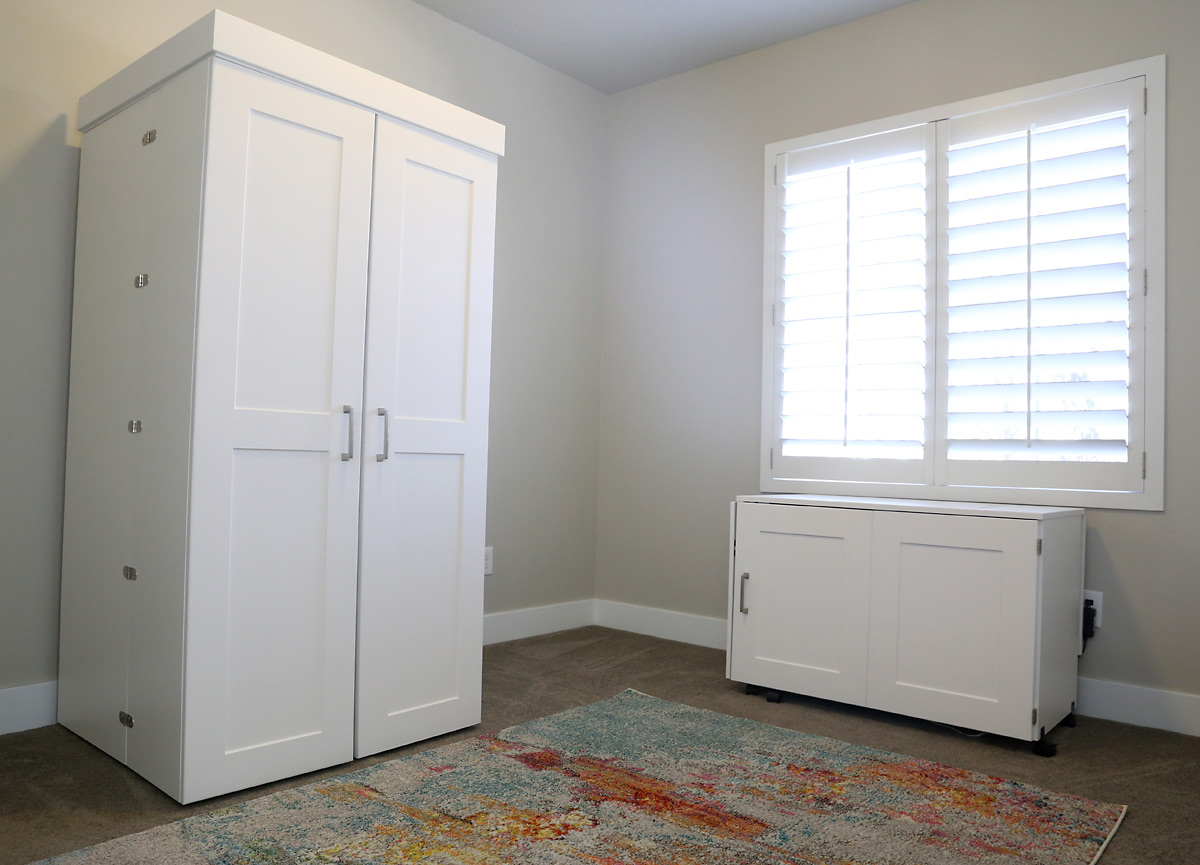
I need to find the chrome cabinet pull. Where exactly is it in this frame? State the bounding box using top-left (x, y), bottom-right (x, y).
top-left (376, 408), bottom-right (390, 462)
top-left (739, 572), bottom-right (750, 614)
top-left (341, 405), bottom-right (354, 461)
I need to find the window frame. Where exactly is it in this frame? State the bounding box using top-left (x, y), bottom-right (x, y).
top-left (760, 56), bottom-right (1165, 511)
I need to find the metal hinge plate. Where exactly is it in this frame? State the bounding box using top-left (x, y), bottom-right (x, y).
top-left (119, 710), bottom-right (135, 728)
top-left (122, 565), bottom-right (138, 581)
top-left (134, 273), bottom-right (149, 288)
top-left (1036, 538), bottom-right (1042, 555)
top-left (127, 420), bottom-right (143, 434)
top-left (142, 129), bottom-right (157, 146)
top-left (1031, 707), bottom-right (1038, 725)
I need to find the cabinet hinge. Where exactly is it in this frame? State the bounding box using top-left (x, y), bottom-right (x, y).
top-left (1143, 269), bottom-right (1148, 296)
top-left (772, 304), bottom-right (776, 327)
top-left (774, 164), bottom-right (778, 185)
top-left (1143, 451), bottom-right (1147, 479)
top-left (122, 565), bottom-right (138, 581)
top-left (770, 447), bottom-right (774, 469)
top-left (1144, 86), bottom-right (1148, 115)
top-left (1031, 707), bottom-right (1038, 725)
top-left (142, 129), bottom-right (157, 146)
top-left (119, 710), bottom-right (135, 728)
top-left (1036, 538), bottom-right (1042, 555)
top-left (134, 273), bottom-right (149, 289)
top-left (127, 420), bottom-right (143, 434)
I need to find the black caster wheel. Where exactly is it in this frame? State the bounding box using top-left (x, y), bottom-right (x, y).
top-left (745, 683), bottom-right (762, 696)
top-left (1032, 739), bottom-right (1057, 757)
top-left (1061, 712), bottom-right (1077, 728)
top-left (765, 690), bottom-right (783, 704)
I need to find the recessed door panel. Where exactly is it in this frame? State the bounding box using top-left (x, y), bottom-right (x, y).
top-left (729, 503), bottom-right (871, 705)
top-left (225, 450), bottom-right (330, 753)
top-left (393, 162), bottom-right (472, 422)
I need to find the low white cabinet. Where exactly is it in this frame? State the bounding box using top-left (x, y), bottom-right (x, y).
top-left (58, 13), bottom-right (501, 803)
top-left (728, 495), bottom-right (1085, 746)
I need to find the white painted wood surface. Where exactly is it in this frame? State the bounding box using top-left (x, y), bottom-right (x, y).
top-left (729, 496), bottom-right (1084, 742)
top-left (355, 116), bottom-right (495, 757)
top-left (729, 503), bottom-right (871, 705)
top-left (183, 60), bottom-right (375, 802)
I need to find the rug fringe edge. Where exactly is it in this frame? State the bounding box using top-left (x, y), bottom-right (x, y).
top-left (1089, 804), bottom-right (1128, 865)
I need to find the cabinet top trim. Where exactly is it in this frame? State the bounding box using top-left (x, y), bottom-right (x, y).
top-left (737, 493), bottom-right (1085, 519)
top-left (77, 10), bottom-right (506, 157)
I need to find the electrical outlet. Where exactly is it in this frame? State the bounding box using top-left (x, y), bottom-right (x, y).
top-left (1084, 590), bottom-right (1103, 628)
top-left (484, 546), bottom-right (493, 576)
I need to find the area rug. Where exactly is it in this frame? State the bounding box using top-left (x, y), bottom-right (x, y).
top-left (39, 690), bottom-right (1125, 864)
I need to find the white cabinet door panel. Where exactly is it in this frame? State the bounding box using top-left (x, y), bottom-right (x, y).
top-left (730, 503), bottom-right (871, 704)
top-left (868, 512), bottom-right (1039, 739)
top-left (183, 60), bottom-right (375, 801)
top-left (355, 116), bottom-right (496, 757)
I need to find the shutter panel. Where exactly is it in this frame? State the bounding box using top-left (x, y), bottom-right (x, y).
top-left (775, 124), bottom-right (933, 477)
top-left (943, 81), bottom-right (1138, 470)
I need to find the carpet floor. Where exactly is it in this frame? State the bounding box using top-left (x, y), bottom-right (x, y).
top-left (1, 627), bottom-right (1198, 864)
top-left (31, 690), bottom-right (1125, 864)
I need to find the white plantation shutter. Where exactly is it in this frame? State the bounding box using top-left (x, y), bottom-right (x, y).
top-left (763, 60), bottom-right (1161, 506)
top-left (773, 124), bottom-right (934, 484)
top-left (940, 78), bottom-right (1146, 492)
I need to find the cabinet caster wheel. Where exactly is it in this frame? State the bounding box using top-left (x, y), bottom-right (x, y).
top-left (745, 684), bottom-right (762, 696)
top-left (1061, 712), bottom-right (1077, 728)
top-left (1032, 739), bottom-right (1057, 757)
top-left (765, 690), bottom-right (783, 704)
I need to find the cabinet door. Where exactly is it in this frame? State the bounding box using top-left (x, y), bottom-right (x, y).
top-left (355, 116), bottom-right (497, 756)
top-left (867, 512), bottom-right (1039, 739)
top-left (182, 60), bottom-right (376, 802)
top-left (730, 503), bottom-right (871, 704)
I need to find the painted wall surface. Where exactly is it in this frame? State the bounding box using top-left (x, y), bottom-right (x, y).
top-left (0, 0), bottom-right (605, 691)
top-left (597, 0), bottom-right (1200, 696)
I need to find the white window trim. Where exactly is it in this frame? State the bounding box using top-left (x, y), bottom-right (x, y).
top-left (761, 56), bottom-right (1165, 511)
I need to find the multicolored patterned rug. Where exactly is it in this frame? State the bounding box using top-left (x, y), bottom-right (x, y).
top-left (40, 690), bottom-right (1125, 864)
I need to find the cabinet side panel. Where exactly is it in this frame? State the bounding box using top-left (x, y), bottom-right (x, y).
top-left (124, 59), bottom-right (210, 802)
top-left (58, 95), bottom-right (152, 764)
top-left (1036, 515), bottom-right (1084, 731)
top-left (356, 116), bottom-right (496, 756)
top-left (183, 60), bottom-right (374, 802)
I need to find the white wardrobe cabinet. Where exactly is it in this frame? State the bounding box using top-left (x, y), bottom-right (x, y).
top-left (57, 12), bottom-right (502, 803)
top-left (728, 495), bottom-right (1085, 752)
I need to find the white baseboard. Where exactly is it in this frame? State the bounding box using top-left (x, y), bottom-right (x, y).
top-left (483, 598), bottom-right (726, 649)
top-left (1077, 676), bottom-right (1200, 738)
top-left (483, 599), bottom-right (595, 645)
top-left (593, 600), bottom-right (727, 650)
top-left (0, 681), bottom-right (58, 736)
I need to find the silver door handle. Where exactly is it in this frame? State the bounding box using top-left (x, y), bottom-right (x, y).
top-left (376, 408), bottom-right (390, 461)
top-left (739, 572), bottom-right (750, 614)
top-left (341, 405), bottom-right (354, 461)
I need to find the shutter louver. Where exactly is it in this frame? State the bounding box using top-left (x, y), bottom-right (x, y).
top-left (779, 137), bottom-right (930, 462)
top-left (945, 109), bottom-right (1132, 464)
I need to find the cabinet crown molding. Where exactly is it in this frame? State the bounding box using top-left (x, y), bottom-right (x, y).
top-left (77, 9), bottom-right (505, 157)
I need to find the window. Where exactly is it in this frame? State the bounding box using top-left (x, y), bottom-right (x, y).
top-left (762, 58), bottom-right (1164, 510)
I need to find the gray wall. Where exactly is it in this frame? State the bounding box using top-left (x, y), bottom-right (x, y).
top-left (597, 0), bottom-right (1200, 696)
top-left (0, 0), bottom-right (605, 691)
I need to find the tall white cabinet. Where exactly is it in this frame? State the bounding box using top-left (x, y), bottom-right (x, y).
top-left (728, 495), bottom-right (1085, 750)
top-left (57, 12), bottom-right (502, 803)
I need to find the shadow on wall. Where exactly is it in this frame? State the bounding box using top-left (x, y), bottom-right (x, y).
top-left (0, 112), bottom-right (80, 688)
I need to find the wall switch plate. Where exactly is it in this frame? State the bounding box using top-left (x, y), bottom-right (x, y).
top-left (1084, 589), bottom-right (1103, 628)
top-left (484, 546), bottom-right (493, 576)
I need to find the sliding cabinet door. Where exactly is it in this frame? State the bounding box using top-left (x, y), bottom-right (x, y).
top-left (356, 115), bottom-right (497, 757)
